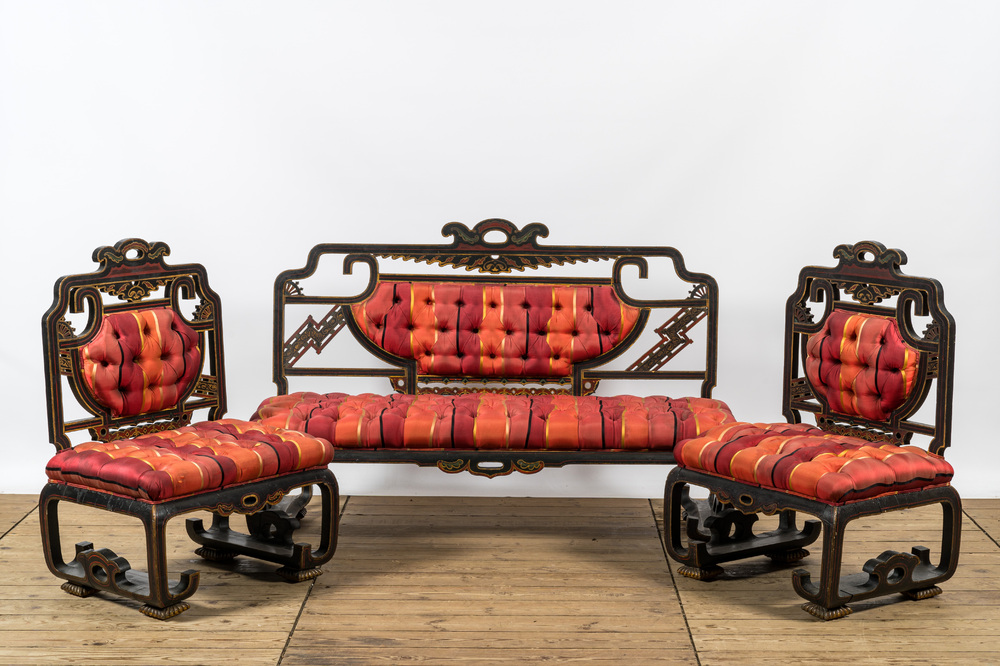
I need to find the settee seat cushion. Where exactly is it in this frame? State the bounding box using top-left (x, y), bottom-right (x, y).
top-left (45, 420), bottom-right (335, 502)
top-left (674, 422), bottom-right (954, 505)
top-left (252, 392), bottom-right (735, 452)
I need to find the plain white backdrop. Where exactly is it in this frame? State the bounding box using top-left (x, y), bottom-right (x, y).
top-left (2, 2), bottom-right (998, 497)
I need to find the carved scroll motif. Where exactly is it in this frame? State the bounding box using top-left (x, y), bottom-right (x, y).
top-left (832, 241), bottom-right (906, 269)
top-left (98, 278), bottom-right (170, 303)
top-left (835, 282), bottom-right (901, 306)
top-left (93, 239), bottom-right (171, 269)
top-left (377, 219), bottom-right (610, 273)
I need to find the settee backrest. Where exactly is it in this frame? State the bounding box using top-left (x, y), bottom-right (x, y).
top-left (42, 239), bottom-right (226, 451)
top-left (274, 219), bottom-right (719, 398)
top-left (783, 241), bottom-right (955, 455)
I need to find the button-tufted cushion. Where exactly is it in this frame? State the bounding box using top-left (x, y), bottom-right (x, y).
top-left (45, 420), bottom-right (335, 502)
top-left (252, 392), bottom-right (735, 452)
top-left (674, 422), bottom-right (953, 504)
top-left (79, 308), bottom-right (202, 417)
top-left (352, 283), bottom-right (640, 378)
top-left (805, 311), bottom-right (920, 422)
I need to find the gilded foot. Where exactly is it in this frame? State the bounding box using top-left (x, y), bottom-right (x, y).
top-left (275, 566), bottom-right (324, 583)
top-left (140, 602), bottom-right (191, 620)
top-left (902, 585), bottom-right (943, 601)
top-left (766, 548), bottom-right (809, 564)
top-left (61, 582), bottom-right (97, 598)
top-left (195, 546), bottom-right (239, 562)
top-left (801, 602), bottom-right (853, 620)
top-left (676, 564), bottom-right (723, 581)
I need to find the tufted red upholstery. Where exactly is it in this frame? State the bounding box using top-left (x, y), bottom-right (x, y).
top-left (253, 392), bottom-right (735, 452)
top-left (45, 420), bottom-right (335, 502)
top-left (805, 311), bottom-right (920, 422)
top-left (79, 308), bottom-right (202, 417)
top-left (351, 282), bottom-right (640, 377)
top-left (674, 422), bottom-right (953, 504)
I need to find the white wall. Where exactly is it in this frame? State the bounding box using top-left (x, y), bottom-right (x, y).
top-left (2, 2), bottom-right (998, 497)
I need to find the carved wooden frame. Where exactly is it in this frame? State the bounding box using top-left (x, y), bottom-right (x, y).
top-left (40, 239), bottom-right (340, 618)
top-left (271, 218), bottom-right (720, 475)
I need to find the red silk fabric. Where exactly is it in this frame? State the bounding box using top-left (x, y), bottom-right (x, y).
top-left (674, 422), bottom-right (953, 504)
top-left (79, 308), bottom-right (202, 417)
top-left (45, 420), bottom-right (335, 502)
top-left (805, 311), bottom-right (920, 421)
top-left (351, 282), bottom-right (640, 377)
top-left (253, 392), bottom-right (735, 452)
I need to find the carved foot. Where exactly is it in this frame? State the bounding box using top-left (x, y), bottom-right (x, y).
top-left (902, 585), bottom-right (943, 601)
top-left (766, 548), bottom-right (810, 564)
top-left (275, 566), bottom-right (324, 583)
top-left (195, 546), bottom-right (239, 562)
top-left (61, 582), bottom-right (97, 598)
top-left (677, 564), bottom-right (723, 581)
top-left (140, 602), bottom-right (191, 620)
top-left (802, 602), bottom-right (853, 620)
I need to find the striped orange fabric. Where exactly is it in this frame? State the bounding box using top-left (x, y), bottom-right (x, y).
top-left (79, 308), bottom-right (202, 417)
top-left (45, 420), bottom-right (335, 501)
top-left (252, 392), bottom-right (735, 452)
top-left (351, 283), bottom-right (640, 377)
top-left (674, 422), bottom-right (953, 504)
top-left (805, 311), bottom-right (920, 421)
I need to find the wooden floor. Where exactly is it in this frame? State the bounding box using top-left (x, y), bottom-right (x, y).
top-left (1, 494), bottom-right (998, 665)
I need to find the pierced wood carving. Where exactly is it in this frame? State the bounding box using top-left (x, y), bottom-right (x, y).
top-left (284, 306), bottom-right (347, 366)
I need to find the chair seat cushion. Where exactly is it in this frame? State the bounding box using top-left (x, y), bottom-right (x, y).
top-left (45, 420), bottom-right (335, 502)
top-left (674, 422), bottom-right (953, 504)
top-left (252, 392), bottom-right (735, 452)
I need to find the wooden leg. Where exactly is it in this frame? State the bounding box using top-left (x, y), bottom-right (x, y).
top-left (186, 469), bottom-right (340, 582)
top-left (39, 484), bottom-right (200, 620)
top-left (792, 487), bottom-right (962, 620)
top-left (664, 468), bottom-right (821, 580)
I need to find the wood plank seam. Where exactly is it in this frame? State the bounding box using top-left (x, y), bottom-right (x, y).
top-left (648, 498), bottom-right (701, 662)
top-left (963, 509), bottom-right (1000, 550)
top-left (0, 505), bottom-right (36, 541)
top-left (277, 495), bottom-right (352, 665)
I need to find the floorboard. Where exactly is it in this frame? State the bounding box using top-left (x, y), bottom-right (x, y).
top-left (0, 493), bottom-right (996, 664)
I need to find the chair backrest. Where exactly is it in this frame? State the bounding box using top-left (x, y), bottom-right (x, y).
top-left (42, 239), bottom-right (226, 451)
top-left (782, 241), bottom-right (955, 455)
